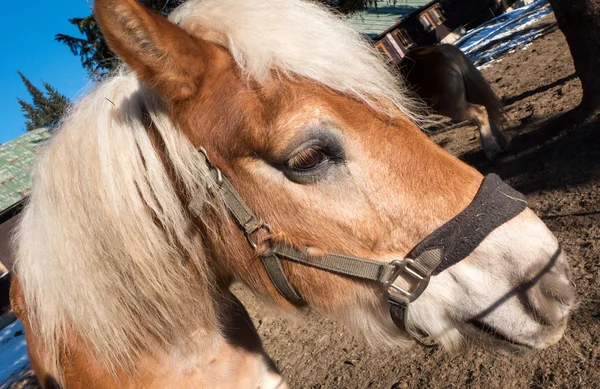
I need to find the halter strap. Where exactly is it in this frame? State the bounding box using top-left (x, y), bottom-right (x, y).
top-left (198, 147), bottom-right (304, 305)
top-left (194, 148), bottom-right (527, 343)
top-left (197, 147), bottom-right (442, 306)
top-left (405, 173), bottom-right (527, 276)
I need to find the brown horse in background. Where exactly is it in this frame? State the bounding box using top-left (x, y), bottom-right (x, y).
top-left (398, 44), bottom-right (511, 160)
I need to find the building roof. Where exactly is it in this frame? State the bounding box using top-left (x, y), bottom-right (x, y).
top-left (348, 1), bottom-right (431, 38)
top-left (0, 128), bottom-right (51, 213)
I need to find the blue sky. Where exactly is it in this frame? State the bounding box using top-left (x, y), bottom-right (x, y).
top-left (0, 0), bottom-right (92, 144)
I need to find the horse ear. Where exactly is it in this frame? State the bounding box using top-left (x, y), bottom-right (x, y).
top-left (95, 0), bottom-right (210, 103)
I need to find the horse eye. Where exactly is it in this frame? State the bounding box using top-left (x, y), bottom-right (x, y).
top-left (287, 146), bottom-right (329, 171)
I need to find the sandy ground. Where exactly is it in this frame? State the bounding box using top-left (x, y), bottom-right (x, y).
top-left (7, 12), bottom-right (600, 389)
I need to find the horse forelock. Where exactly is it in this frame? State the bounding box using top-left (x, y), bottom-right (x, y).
top-left (14, 71), bottom-right (223, 377)
top-left (170, 0), bottom-right (424, 122)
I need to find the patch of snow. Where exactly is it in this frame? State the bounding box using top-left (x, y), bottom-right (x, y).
top-left (0, 320), bottom-right (30, 388)
top-left (455, 0), bottom-right (553, 67)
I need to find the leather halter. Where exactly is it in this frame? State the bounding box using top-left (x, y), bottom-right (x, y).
top-left (196, 148), bottom-right (527, 344)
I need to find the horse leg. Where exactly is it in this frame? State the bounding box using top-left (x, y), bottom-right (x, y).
top-left (465, 103), bottom-right (507, 161)
top-left (433, 93), bottom-right (504, 160)
top-left (427, 61), bottom-right (509, 160)
top-left (490, 118), bottom-right (511, 150)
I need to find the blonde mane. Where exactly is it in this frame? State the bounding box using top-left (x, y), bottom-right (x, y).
top-left (171, 0), bottom-right (422, 120)
top-left (15, 73), bottom-right (218, 375)
top-left (14, 0), bottom-right (420, 376)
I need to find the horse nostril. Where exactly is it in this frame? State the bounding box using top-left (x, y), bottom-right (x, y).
top-left (543, 252), bottom-right (575, 305)
top-left (525, 271), bottom-right (575, 326)
top-left (540, 273), bottom-right (576, 307)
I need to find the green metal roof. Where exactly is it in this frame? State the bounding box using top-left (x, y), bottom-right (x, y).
top-left (0, 128), bottom-right (51, 212)
top-left (349, 1), bottom-right (431, 38)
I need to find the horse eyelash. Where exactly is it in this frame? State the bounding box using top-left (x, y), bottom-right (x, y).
top-left (287, 146), bottom-right (328, 170)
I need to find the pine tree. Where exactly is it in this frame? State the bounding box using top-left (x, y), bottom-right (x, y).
top-left (17, 72), bottom-right (70, 131)
top-left (43, 82), bottom-right (70, 116)
top-left (55, 15), bottom-right (113, 80)
top-left (55, 1), bottom-right (188, 79)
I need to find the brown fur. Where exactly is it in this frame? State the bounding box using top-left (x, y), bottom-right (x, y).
top-left (12, 1), bottom-right (572, 387)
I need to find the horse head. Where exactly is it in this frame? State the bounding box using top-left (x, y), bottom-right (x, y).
top-left (14, 0), bottom-right (574, 386)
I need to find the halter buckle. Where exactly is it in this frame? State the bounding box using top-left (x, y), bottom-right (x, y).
top-left (385, 259), bottom-right (430, 304)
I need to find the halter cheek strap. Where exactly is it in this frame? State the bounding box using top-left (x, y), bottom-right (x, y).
top-left (195, 148), bottom-right (527, 342)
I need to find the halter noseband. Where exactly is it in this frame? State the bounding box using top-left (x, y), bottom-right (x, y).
top-left (196, 148), bottom-right (527, 344)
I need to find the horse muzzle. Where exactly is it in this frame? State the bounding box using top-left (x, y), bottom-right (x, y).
top-left (406, 208), bottom-right (575, 351)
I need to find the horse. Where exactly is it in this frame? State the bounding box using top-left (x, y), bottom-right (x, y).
top-left (10, 0), bottom-right (574, 388)
top-left (398, 44), bottom-right (511, 161)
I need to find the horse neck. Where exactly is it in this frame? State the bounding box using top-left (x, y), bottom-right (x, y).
top-left (131, 290), bottom-right (285, 388)
top-left (149, 290), bottom-right (283, 388)
top-left (49, 286), bottom-right (282, 388)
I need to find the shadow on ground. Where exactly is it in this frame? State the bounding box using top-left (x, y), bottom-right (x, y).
top-left (459, 110), bottom-right (600, 194)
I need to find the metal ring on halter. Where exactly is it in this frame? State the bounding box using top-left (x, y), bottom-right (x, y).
top-left (214, 168), bottom-right (223, 185)
top-left (198, 147), bottom-right (212, 165)
top-left (385, 259), bottom-right (430, 304)
top-left (246, 223), bottom-right (272, 250)
top-left (198, 147), bottom-right (223, 185)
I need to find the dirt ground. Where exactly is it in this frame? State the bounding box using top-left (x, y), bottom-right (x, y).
top-left (8, 12), bottom-right (600, 389)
